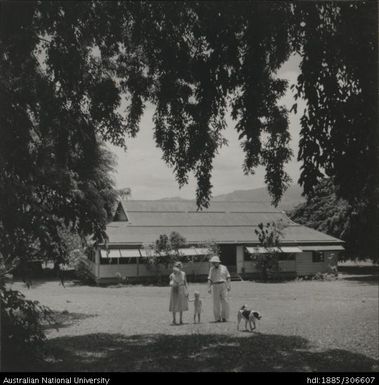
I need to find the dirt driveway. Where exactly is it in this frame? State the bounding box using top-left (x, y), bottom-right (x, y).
top-left (10, 266), bottom-right (379, 372)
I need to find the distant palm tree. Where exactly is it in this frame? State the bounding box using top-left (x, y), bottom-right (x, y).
top-left (118, 187), bottom-right (131, 200)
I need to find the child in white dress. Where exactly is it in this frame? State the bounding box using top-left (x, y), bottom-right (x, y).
top-left (188, 290), bottom-right (202, 323)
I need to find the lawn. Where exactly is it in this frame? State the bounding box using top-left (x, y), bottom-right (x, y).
top-left (7, 266), bottom-right (379, 372)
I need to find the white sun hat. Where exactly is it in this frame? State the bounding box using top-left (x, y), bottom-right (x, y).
top-left (209, 255), bottom-right (221, 263)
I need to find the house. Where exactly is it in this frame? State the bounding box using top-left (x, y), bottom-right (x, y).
top-left (83, 200), bottom-right (344, 284)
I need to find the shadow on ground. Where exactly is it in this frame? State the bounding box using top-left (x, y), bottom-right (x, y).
top-left (11, 332), bottom-right (378, 372)
top-left (339, 266), bottom-right (379, 285)
top-left (43, 311), bottom-right (97, 332)
top-left (11, 277), bottom-right (96, 289)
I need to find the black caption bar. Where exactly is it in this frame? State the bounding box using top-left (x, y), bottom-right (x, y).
top-left (0, 372), bottom-right (378, 384)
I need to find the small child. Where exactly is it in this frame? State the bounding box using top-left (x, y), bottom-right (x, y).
top-left (188, 290), bottom-right (202, 323)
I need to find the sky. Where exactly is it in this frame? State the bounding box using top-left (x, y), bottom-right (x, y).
top-left (108, 54), bottom-right (305, 200)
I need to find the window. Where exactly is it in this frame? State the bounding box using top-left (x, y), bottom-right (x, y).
top-left (101, 257), bottom-right (118, 265)
top-left (244, 250), bottom-right (253, 261)
top-left (245, 252), bottom-right (265, 261)
top-left (312, 251), bottom-right (325, 263)
top-left (119, 257), bottom-right (138, 265)
top-left (279, 253), bottom-right (296, 261)
top-left (192, 255), bottom-right (208, 263)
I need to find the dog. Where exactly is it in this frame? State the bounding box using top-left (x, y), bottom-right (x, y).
top-left (237, 305), bottom-right (262, 331)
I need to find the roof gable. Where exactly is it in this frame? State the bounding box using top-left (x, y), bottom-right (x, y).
top-left (113, 201), bottom-right (128, 221)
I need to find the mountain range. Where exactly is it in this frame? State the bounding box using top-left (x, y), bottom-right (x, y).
top-left (160, 184), bottom-right (306, 212)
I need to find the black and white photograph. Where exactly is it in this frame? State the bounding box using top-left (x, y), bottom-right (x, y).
top-left (0, 0), bottom-right (378, 376)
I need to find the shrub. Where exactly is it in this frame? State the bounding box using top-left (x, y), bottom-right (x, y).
top-left (312, 272), bottom-right (338, 281)
top-left (0, 285), bottom-right (54, 369)
top-left (253, 221), bottom-right (286, 281)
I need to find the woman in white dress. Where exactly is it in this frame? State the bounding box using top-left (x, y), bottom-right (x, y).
top-left (169, 261), bottom-right (189, 324)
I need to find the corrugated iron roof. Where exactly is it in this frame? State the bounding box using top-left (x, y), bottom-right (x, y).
top-left (124, 211), bottom-right (294, 227)
top-left (120, 200), bottom-right (281, 213)
top-left (105, 200), bottom-right (343, 245)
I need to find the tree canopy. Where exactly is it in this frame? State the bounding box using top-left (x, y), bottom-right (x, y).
top-left (153, 231), bottom-right (187, 265)
top-left (1, 1), bottom-right (377, 265)
top-left (290, 179), bottom-right (378, 262)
